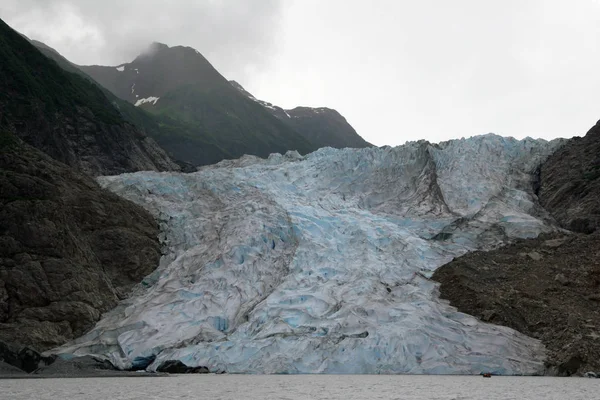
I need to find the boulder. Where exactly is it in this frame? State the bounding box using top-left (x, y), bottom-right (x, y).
top-left (0, 341), bottom-right (55, 373)
top-left (156, 360), bottom-right (210, 374)
top-left (554, 273), bottom-right (569, 286)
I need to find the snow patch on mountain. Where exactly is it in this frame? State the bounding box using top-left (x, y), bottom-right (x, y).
top-left (135, 96), bottom-right (160, 107)
top-left (53, 135), bottom-right (563, 374)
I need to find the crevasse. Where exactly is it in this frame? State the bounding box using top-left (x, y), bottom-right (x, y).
top-left (54, 134), bottom-right (563, 374)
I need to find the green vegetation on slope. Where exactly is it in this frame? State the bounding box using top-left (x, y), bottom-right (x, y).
top-left (0, 19), bottom-right (122, 128)
top-left (150, 83), bottom-right (314, 161)
top-left (1, 18), bottom-right (176, 175)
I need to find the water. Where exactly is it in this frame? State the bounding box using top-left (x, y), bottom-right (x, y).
top-left (1, 375), bottom-right (596, 399)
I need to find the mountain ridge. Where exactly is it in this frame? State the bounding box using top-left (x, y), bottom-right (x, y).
top-left (229, 80), bottom-right (372, 149)
top-left (77, 42), bottom-right (317, 166)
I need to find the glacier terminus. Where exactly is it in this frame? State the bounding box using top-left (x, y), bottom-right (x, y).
top-left (53, 134), bottom-right (564, 374)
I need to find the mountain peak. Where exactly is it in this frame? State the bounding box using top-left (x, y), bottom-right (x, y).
top-left (137, 42), bottom-right (205, 60)
top-left (150, 41), bottom-right (169, 51)
top-left (135, 41), bottom-right (173, 61)
top-left (80, 40), bottom-right (229, 105)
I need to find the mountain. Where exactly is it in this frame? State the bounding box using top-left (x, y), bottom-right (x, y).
top-left (7, 15), bottom-right (598, 376)
top-left (230, 80), bottom-right (372, 149)
top-left (0, 18), bottom-right (171, 358)
top-left (29, 40), bottom-right (200, 170)
top-left (54, 135), bottom-right (562, 374)
top-left (433, 120), bottom-right (600, 376)
top-left (0, 20), bottom-right (178, 176)
top-left (78, 43), bottom-right (315, 166)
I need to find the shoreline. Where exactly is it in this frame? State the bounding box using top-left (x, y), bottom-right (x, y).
top-left (0, 372), bottom-right (170, 379)
top-left (1, 372), bottom-right (592, 380)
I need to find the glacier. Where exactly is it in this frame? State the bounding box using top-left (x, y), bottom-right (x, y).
top-left (53, 134), bottom-right (563, 374)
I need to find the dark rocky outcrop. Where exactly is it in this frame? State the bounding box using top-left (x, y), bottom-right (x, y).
top-left (156, 360), bottom-right (210, 374)
top-left (0, 340), bottom-right (55, 373)
top-left (433, 232), bottom-right (600, 376)
top-left (33, 355), bottom-right (116, 376)
top-left (0, 135), bottom-right (162, 351)
top-left (538, 120), bottom-right (600, 233)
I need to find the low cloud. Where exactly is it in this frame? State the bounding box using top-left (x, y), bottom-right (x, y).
top-left (1, 0), bottom-right (284, 81)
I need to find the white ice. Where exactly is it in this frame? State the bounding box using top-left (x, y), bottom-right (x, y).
top-left (54, 135), bottom-right (564, 375)
top-left (134, 96), bottom-right (160, 107)
top-left (116, 65), bottom-right (125, 72)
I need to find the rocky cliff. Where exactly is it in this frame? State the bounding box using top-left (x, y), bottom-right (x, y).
top-left (0, 133), bottom-right (162, 351)
top-left (538, 120), bottom-right (600, 233)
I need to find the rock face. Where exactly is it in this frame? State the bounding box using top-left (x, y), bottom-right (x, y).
top-left (0, 18), bottom-right (178, 176)
top-left (54, 135), bottom-right (561, 374)
top-left (538, 120), bottom-right (600, 233)
top-left (433, 232), bottom-right (600, 376)
top-left (0, 135), bottom-right (162, 351)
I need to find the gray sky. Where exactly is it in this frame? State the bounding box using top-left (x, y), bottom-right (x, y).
top-left (2, 0), bottom-right (600, 146)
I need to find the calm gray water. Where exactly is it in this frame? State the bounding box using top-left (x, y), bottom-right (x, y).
top-left (1, 375), bottom-right (597, 399)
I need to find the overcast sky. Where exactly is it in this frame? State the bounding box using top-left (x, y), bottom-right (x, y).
top-left (2, 0), bottom-right (600, 146)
